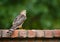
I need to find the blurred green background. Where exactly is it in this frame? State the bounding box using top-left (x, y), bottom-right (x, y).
top-left (0, 0), bottom-right (60, 29)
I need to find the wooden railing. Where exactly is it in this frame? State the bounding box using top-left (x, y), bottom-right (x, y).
top-left (0, 30), bottom-right (60, 42)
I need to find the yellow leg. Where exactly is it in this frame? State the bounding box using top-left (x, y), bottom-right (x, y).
top-left (18, 26), bottom-right (24, 30)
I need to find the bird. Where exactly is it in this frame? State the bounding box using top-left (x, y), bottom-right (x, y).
top-left (7, 10), bottom-right (27, 36)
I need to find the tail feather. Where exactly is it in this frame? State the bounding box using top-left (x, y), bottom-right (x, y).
top-left (7, 26), bottom-right (18, 36)
top-left (7, 29), bottom-right (14, 36)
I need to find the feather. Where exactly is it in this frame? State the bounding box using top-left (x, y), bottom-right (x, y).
top-left (7, 10), bottom-right (27, 36)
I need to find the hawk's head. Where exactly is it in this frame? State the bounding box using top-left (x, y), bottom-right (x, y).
top-left (20, 10), bottom-right (26, 16)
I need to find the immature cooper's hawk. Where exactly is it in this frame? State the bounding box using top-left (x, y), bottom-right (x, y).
top-left (7, 10), bottom-right (27, 36)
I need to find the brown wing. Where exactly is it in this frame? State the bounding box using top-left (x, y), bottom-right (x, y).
top-left (7, 10), bottom-right (26, 36)
top-left (13, 14), bottom-right (22, 25)
top-left (7, 15), bottom-right (26, 36)
top-left (11, 15), bottom-right (26, 29)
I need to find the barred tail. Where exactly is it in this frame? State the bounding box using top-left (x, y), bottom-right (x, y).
top-left (7, 26), bottom-right (18, 36)
top-left (7, 26), bottom-right (16, 36)
top-left (7, 29), bottom-right (14, 36)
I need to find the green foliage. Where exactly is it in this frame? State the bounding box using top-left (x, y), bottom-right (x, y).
top-left (0, 0), bottom-right (60, 29)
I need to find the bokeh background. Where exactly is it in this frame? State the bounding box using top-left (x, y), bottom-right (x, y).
top-left (0, 0), bottom-right (60, 29)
